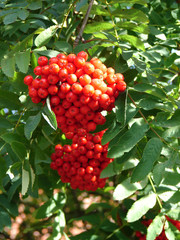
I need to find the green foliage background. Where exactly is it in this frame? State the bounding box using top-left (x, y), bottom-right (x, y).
top-left (0, 0), bottom-right (179, 239)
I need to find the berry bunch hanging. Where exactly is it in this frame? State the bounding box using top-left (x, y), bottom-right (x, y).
top-left (24, 51), bottom-right (127, 191)
top-left (50, 129), bottom-right (113, 191)
top-left (24, 51), bottom-right (126, 134)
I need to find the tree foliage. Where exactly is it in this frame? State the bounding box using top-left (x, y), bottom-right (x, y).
top-left (0, 0), bottom-right (180, 239)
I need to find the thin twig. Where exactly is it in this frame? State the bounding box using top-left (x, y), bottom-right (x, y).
top-left (73, 0), bottom-right (95, 48)
top-left (148, 175), bottom-right (163, 209)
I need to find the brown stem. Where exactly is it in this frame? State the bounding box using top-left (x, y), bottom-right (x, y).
top-left (73, 0), bottom-right (95, 48)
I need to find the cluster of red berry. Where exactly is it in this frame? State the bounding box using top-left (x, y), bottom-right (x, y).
top-left (136, 216), bottom-right (180, 240)
top-left (50, 129), bottom-right (113, 191)
top-left (24, 51), bottom-right (126, 134)
top-left (24, 51), bottom-right (126, 191)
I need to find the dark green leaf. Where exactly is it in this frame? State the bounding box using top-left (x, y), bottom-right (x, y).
top-left (133, 83), bottom-right (166, 99)
top-left (15, 49), bottom-right (30, 73)
top-left (131, 138), bottom-right (163, 182)
top-left (152, 162), bottom-right (166, 186)
top-left (28, 2), bottom-right (42, 10)
top-left (109, 0), bottom-right (147, 4)
top-left (35, 192), bottom-right (66, 219)
top-left (163, 126), bottom-right (180, 139)
top-left (126, 193), bottom-right (156, 222)
top-left (0, 206), bottom-right (11, 231)
top-left (115, 90), bottom-right (127, 125)
top-left (3, 12), bottom-right (18, 25)
top-left (1, 56), bottom-right (15, 78)
top-left (54, 41), bottom-right (72, 53)
top-left (113, 177), bottom-right (147, 201)
top-left (11, 142), bottom-right (27, 161)
top-left (35, 25), bottom-right (58, 47)
top-left (0, 194), bottom-right (18, 217)
top-left (101, 120), bottom-right (122, 145)
top-left (17, 9), bottom-right (29, 20)
top-left (48, 210), bottom-right (65, 240)
top-left (85, 203), bottom-right (111, 214)
top-left (0, 156), bottom-right (7, 191)
top-left (108, 119), bottom-right (149, 158)
top-left (117, 22), bottom-right (149, 34)
top-left (139, 97), bottom-right (173, 111)
top-left (24, 113), bottom-right (41, 140)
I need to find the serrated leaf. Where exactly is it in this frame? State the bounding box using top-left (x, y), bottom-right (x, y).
top-left (131, 138), bottom-right (163, 182)
top-left (54, 41), bottom-right (72, 53)
top-left (21, 168), bottom-right (29, 196)
top-left (108, 119), bottom-right (149, 158)
top-left (0, 89), bottom-right (21, 109)
top-left (126, 193), bottom-right (156, 222)
top-left (24, 113), bottom-right (41, 140)
top-left (17, 9), bottom-right (29, 20)
top-left (119, 35), bottom-right (145, 51)
top-left (152, 162), bottom-right (166, 186)
top-left (115, 90), bottom-right (127, 125)
top-left (117, 22), bottom-right (149, 34)
top-left (35, 25), bottom-right (58, 47)
top-left (163, 126), bottom-right (180, 139)
top-left (3, 12), bottom-right (18, 24)
top-left (11, 142), bottom-right (27, 161)
top-left (84, 22), bottom-right (114, 34)
top-left (133, 83), bottom-right (166, 99)
top-left (101, 120), bottom-right (122, 145)
top-left (139, 97), bottom-right (173, 112)
top-left (132, 57), bottom-right (146, 72)
top-left (147, 215), bottom-right (164, 240)
top-left (113, 177), bottom-right (147, 201)
top-left (35, 193), bottom-right (66, 219)
top-left (1, 56), bottom-right (15, 78)
top-left (112, 9), bottom-right (149, 23)
top-left (15, 49), bottom-right (30, 73)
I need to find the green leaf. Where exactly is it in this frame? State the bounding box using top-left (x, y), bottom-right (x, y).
top-left (84, 22), bottom-right (114, 34)
top-left (0, 194), bottom-right (18, 217)
top-left (1, 56), bottom-right (15, 78)
top-left (0, 156), bottom-right (7, 191)
top-left (115, 90), bottom-right (127, 125)
top-left (11, 142), bottom-right (27, 161)
top-left (54, 41), bottom-right (72, 53)
top-left (147, 215), bottom-right (164, 240)
top-left (113, 177), bottom-right (147, 201)
top-left (85, 203), bottom-right (111, 214)
top-left (8, 178), bottom-right (21, 202)
top-left (48, 210), bottom-right (66, 240)
top-left (163, 126), bottom-right (180, 139)
top-left (117, 22), bottom-right (149, 34)
top-left (35, 192), bottom-right (66, 219)
top-left (165, 222), bottom-right (176, 240)
top-left (100, 161), bottom-right (120, 178)
top-left (131, 138), bottom-right (163, 182)
top-left (108, 118), bottom-right (149, 158)
top-left (112, 9), bottom-right (149, 23)
top-left (42, 98), bottom-right (57, 130)
top-left (0, 207), bottom-right (11, 231)
top-left (152, 162), bottom-right (166, 186)
top-left (0, 89), bottom-right (21, 109)
top-left (139, 97), bottom-right (173, 112)
top-left (108, 0), bottom-right (147, 5)
top-left (21, 168), bottom-right (29, 196)
top-left (119, 35), bottom-right (145, 51)
top-left (3, 12), bottom-right (18, 25)
top-left (0, 132), bottom-right (24, 144)
top-left (17, 9), bottom-right (29, 20)
top-left (126, 193), bottom-right (156, 222)
top-left (24, 113), bottom-right (41, 140)
top-left (74, 42), bottom-right (94, 54)
top-left (28, 2), bottom-right (42, 10)
top-left (101, 120), bottom-right (122, 145)
top-left (132, 57), bottom-right (146, 72)
top-left (133, 83), bottom-right (166, 99)
top-left (15, 49), bottom-right (30, 73)
top-left (35, 25), bottom-right (58, 47)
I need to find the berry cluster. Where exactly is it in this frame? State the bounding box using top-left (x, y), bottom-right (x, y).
top-left (24, 51), bottom-right (126, 191)
top-left (50, 129), bottom-right (113, 191)
top-left (24, 51), bottom-right (126, 134)
top-left (136, 217), bottom-right (180, 240)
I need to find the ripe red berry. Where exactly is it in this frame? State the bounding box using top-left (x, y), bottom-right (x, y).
top-left (38, 56), bottom-right (48, 66)
top-left (34, 66), bottom-right (42, 75)
top-left (77, 51), bottom-right (88, 61)
top-left (48, 85), bottom-right (58, 95)
top-left (74, 56), bottom-right (86, 68)
top-left (38, 88), bottom-right (49, 98)
top-left (49, 63), bottom-right (60, 74)
top-left (24, 75), bottom-right (33, 85)
top-left (117, 81), bottom-right (126, 92)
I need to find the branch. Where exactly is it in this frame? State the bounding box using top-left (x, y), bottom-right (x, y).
top-left (73, 0), bottom-right (95, 48)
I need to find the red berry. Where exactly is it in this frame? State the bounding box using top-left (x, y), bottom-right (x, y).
top-left (38, 56), bottom-right (48, 66)
top-left (48, 85), bottom-right (58, 95)
top-left (74, 56), bottom-right (85, 68)
top-left (38, 88), bottom-right (49, 98)
top-left (77, 51), bottom-right (88, 61)
top-left (117, 81), bottom-right (126, 92)
top-left (34, 66), bottom-right (42, 75)
top-left (24, 75), bottom-right (33, 85)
